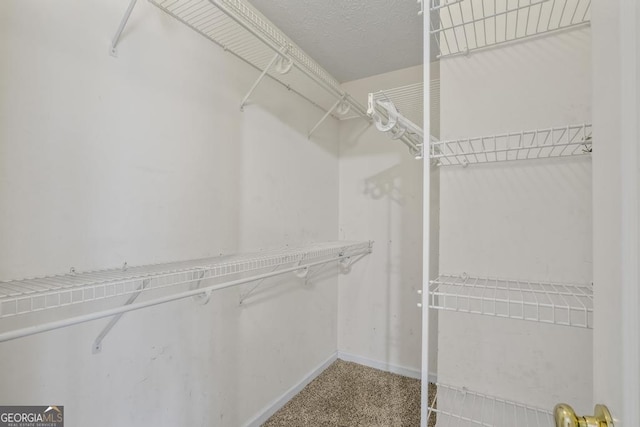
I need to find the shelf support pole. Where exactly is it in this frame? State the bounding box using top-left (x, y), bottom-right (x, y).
top-left (110, 0), bottom-right (138, 57)
top-left (240, 53), bottom-right (281, 111)
top-left (308, 96), bottom-right (346, 139)
top-left (92, 278), bottom-right (150, 354)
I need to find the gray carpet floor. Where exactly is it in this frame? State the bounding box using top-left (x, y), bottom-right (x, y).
top-left (263, 359), bottom-right (436, 427)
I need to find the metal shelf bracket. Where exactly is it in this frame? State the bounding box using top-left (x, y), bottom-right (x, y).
top-left (308, 95), bottom-right (350, 139)
top-left (239, 265), bottom-right (281, 305)
top-left (92, 277), bottom-right (150, 354)
top-left (110, 0), bottom-right (138, 57)
top-left (339, 252), bottom-right (370, 274)
top-left (240, 49), bottom-right (291, 111)
top-left (190, 270), bottom-right (211, 305)
top-left (293, 266), bottom-right (309, 279)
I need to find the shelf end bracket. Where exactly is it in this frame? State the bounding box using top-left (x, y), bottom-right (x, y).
top-left (110, 0), bottom-right (139, 57)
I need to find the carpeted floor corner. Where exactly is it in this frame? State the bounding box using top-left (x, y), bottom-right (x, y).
top-left (263, 359), bottom-right (436, 427)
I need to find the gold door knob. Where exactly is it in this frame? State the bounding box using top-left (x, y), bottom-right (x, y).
top-left (554, 403), bottom-right (614, 427)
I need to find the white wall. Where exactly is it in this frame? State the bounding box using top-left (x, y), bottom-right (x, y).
top-left (0, 1), bottom-right (341, 426)
top-left (338, 65), bottom-right (436, 376)
top-left (438, 28), bottom-right (593, 412)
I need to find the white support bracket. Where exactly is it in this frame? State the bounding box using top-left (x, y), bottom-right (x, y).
top-left (190, 270), bottom-right (210, 305)
top-left (92, 277), bottom-right (150, 354)
top-left (308, 95), bottom-right (350, 139)
top-left (298, 260), bottom-right (333, 284)
top-left (291, 254), bottom-right (309, 279)
top-left (338, 252), bottom-right (370, 274)
top-left (239, 265), bottom-right (281, 305)
top-left (240, 49), bottom-right (291, 111)
top-left (293, 266), bottom-right (310, 279)
top-left (110, 0), bottom-right (138, 57)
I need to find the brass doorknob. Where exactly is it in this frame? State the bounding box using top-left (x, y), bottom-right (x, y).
top-left (554, 403), bottom-right (614, 427)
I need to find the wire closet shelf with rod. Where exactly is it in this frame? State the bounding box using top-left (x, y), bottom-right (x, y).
top-left (0, 241), bottom-right (373, 351)
top-left (111, 0), bottom-right (420, 149)
top-left (424, 0), bottom-right (593, 426)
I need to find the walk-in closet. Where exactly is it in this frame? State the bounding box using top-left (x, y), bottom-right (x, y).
top-left (0, 1), bottom-right (637, 426)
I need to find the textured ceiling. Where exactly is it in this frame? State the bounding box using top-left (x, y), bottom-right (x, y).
top-left (248, 0), bottom-right (424, 83)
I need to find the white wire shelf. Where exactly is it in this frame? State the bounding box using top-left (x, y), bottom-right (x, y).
top-left (430, 0), bottom-right (591, 58)
top-left (430, 274), bottom-right (593, 328)
top-left (430, 123), bottom-right (592, 166)
top-left (0, 241), bottom-right (372, 344)
top-left (144, 0), bottom-right (368, 125)
top-left (428, 383), bottom-right (554, 426)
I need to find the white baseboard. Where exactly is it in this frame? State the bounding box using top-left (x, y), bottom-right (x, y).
top-left (242, 352), bottom-right (338, 427)
top-left (337, 351), bottom-right (437, 383)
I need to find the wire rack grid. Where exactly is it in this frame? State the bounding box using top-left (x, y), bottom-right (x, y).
top-left (430, 123), bottom-right (592, 166)
top-left (430, 0), bottom-right (592, 58)
top-left (148, 0), bottom-right (366, 119)
top-left (428, 383), bottom-right (554, 426)
top-left (0, 241), bottom-right (372, 319)
top-left (429, 274), bottom-right (593, 328)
